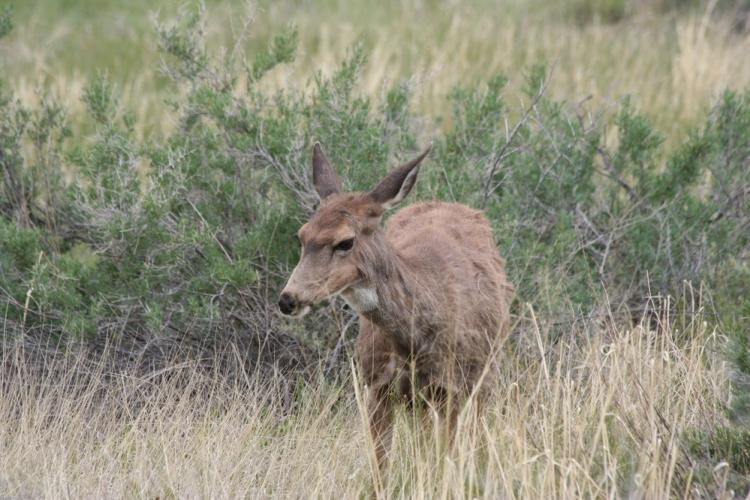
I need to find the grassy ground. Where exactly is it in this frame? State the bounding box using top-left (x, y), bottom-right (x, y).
top-left (3, 0), bottom-right (750, 143)
top-left (2, 2), bottom-right (749, 498)
top-left (0, 309), bottom-right (732, 498)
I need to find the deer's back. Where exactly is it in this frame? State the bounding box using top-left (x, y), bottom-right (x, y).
top-left (386, 201), bottom-right (506, 277)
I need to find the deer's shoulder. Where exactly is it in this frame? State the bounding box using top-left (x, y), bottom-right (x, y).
top-left (386, 201), bottom-right (492, 240)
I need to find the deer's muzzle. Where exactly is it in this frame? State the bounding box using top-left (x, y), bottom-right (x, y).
top-left (278, 292), bottom-right (298, 315)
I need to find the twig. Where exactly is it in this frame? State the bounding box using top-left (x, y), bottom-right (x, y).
top-left (480, 62), bottom-right (556, 209)
top-left (22, 252), bottom-right (44, 330)
top-left (187, 199), bottom-right (233, 262)
top-left (709, 185), bottom-right (750, 223)
top-left (595, 147), bottom-right (639, 201)
top-left (325, 313), bottom-right (357, 378)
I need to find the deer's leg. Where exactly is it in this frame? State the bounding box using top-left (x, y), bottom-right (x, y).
top-left (443, 394), bottom-right (460, 450)
top-left (356, 320), bottom-right (402, 483)
top-left (424, 384), bottom-right (460, 451)
top-left (367, 384), bottom-right (395, 479)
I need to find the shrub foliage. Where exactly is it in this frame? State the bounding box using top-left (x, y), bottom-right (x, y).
top-left (0, 7), bottom-right (748, 409)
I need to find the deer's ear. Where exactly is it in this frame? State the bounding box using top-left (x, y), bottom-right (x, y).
top-left (369, 146), bottom-right (431, 209)
top-left (312, 143), bottom-right (341, 200)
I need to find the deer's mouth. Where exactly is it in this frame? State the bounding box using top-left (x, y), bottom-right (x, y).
top-left (278, 292), bottom-right (312, 318)
top-left (289, 305), bottom-right (311, 318)
top-left (278, 303), bottom-right (311, 318)
top-left (279, 276), bottom-right (361, 318)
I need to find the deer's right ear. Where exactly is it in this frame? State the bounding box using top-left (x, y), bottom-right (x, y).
top-left (312, 143), bottom-right (341, 200)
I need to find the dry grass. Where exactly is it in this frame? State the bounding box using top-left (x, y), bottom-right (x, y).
top-left (3, 1), bottom-right (750, 143)
top-left (0, 307), bottom-right (731, 499)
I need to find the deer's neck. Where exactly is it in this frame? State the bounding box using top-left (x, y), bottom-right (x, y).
top-left (343, 231), bottom-right (430, 355)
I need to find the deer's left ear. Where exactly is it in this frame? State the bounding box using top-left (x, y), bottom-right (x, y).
top-left (368, 146), bottom-right (431, 209)
top-left (312, 142), bottom-right (341, 200)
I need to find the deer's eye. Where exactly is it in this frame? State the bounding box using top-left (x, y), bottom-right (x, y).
top-left (333, 238), bottom-right (354, 253)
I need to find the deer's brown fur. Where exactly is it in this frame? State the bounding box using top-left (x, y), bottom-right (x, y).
top-left (279, 143), bottom-right (513, 477)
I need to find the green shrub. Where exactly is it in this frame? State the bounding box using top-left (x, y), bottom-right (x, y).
top-left (0, 6), bottom-right (748, 411)
top-left (0, 6), bottom-right (11, 40)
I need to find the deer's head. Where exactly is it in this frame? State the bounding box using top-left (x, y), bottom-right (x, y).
top-left (278, 143), bottom-right (430, 317)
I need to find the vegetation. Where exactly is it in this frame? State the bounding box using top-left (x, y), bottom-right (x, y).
top-left (0, 312), bottom-right (732, 498)
top-left (1, 1), bottom-right (749, 498)
top-left (4, 0), bottom-right (750, 141)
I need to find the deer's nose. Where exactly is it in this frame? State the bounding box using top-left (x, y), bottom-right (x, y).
top-left (278, 292), bottom-right (297, 315)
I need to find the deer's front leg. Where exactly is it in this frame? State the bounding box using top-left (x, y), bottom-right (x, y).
top-left (356, 319), bottom-right (403, 485)
top-left (367, 384), bottom-right (394, 480)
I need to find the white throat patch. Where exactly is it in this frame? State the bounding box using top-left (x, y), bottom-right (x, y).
top-left (341, 284), bottom-right (379, 313)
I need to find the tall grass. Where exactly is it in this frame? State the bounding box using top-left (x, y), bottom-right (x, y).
top-left (3, 1), bottom-right (750, 142)
top-left (0, 306), bottom-right (733, 498)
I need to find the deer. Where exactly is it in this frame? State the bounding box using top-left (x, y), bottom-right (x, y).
top-left (278, 143), bottom-right (513, 479)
